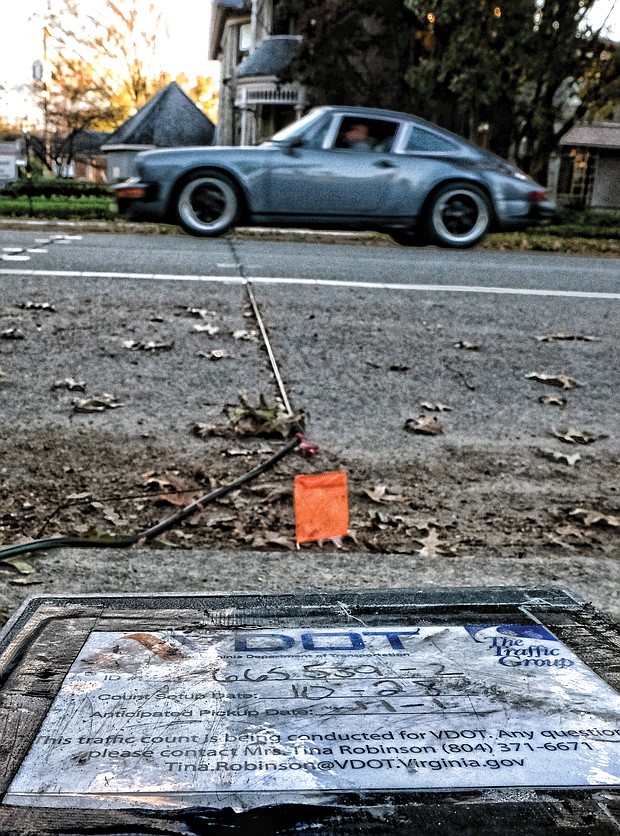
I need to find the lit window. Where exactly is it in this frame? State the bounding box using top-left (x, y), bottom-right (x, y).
top-left (239, 23), bottom-right (251, 53)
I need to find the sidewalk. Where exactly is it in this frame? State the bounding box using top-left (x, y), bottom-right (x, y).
top-left (2, 548), bottom-right (619, 628)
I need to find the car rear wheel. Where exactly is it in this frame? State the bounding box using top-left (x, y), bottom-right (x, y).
top-left (175, 172), bottom-right (239, 237)
top-left (425, 183), bottom-right (491, 248)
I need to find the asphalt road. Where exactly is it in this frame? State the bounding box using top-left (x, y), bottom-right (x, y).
top-left (1, 230), bottom-right (618, 455)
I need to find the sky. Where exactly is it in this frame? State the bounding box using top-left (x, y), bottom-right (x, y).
top-left (0, 0), bottom-right (220, 124)
top-left (0, 0), bottom-right (618, 125)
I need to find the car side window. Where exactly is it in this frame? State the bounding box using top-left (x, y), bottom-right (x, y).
top-left (333, 117), bottom-right (399, 153)
top-left (405, 127), bottom-right (456, 153)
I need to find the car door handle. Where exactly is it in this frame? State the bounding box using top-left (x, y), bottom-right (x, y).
top-left (373, 159), bottom-right (397, 168)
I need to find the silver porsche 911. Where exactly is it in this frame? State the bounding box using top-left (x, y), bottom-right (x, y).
top-left (114, 105), bottom-right (555, 249)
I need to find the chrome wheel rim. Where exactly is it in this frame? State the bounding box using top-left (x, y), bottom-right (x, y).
top-left (178, 177), bottom-right (236, 233)
top-left (432, 188), bottom-right (489, 245)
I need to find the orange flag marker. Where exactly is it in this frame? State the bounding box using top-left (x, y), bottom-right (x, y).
top-left (294, 472), bottom-right (349, 544)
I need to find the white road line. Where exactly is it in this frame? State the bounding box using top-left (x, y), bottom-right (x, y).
top-left (0, 268), bottom-right (618, 300)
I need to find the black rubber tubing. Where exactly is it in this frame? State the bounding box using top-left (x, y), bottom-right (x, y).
top-left (0, 434), bottom-right (301, 562)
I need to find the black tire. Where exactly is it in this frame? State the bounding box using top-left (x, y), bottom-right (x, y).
top-left (424, 182), bottom-right (491, 248)
top-left (175, 172), bottom-right (240, 237)
top-left (389, 228), bottom-right (428, 247)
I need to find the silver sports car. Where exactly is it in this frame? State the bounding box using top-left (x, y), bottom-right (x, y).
top-left (114, 105), bottom-right (555, 248)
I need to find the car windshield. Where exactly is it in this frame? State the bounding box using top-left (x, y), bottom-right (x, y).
top-left (269, 108), bottom-right (327, 143)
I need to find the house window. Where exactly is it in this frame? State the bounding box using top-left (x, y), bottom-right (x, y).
top-left (239, 23), bottom-right (252, 54)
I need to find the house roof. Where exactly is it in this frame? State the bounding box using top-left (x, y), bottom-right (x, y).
top-left (102, 82), bottom-right (215, 150)
top-left (237, 36), bottom-right (301, 78)
top-left (560, 122), bottom-right (620, 149)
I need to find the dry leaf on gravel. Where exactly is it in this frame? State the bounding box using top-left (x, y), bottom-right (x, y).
top-left (539, 395), bottom-right (567, 407)
top-left (142, 470), bottom-right (201, 506)
top-left (90, 501), bottom-right (127, 526)
top-left (193, 422), bottom-right (230, 438)
top-left (453, 340), bottom-right (480, 350)
top-left (182, 307), bottom-right (217, 320)
top-left (226, 393), bottom-right (303, 438)
top-left (1, 556), bottom-right (35, 574)
top-left (193, 324), bottom-right (220, 335)
top-left (555, 523), bottom-right (586, 540)
top-left (551, 427), bottom-right (607, 445)
top-left (123, 340), bottom-right (174, 352)
top-left (1, 328), bottom-right (25, 340)
top-left (19, 301), bottom-right (55, 312)
top-left (232, 329), bottom-right (259, 342)
top-left (73, 393), bottom-right (123, 412)
top-left (537, 333), bottom-right (600, 342)
top-left (568, 508), bottom-right (619, 528)
top-left (416, 530), bottom-right (444, 556)
top-left (252, 530), bottom-right (297, 550)
top-left (421, 402), bottom-right (452, 412)
top-left (364, 485), bottom-right (408, 503)
top-left (225, 448), bottom-right (253, 457)
top-left (198, 349), bottom-right (234, 360)
top-left (404, 415), bottom-right (444, 435)
top-left (541, 450), bottom-right (581, 466)
top-left (52, 378), bottom-right (86, 391)
top-left (526, 373), bottom-right (580, 389)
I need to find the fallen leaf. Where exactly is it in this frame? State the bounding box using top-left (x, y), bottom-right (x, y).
top-left (19, 301), bottom-right (55, 312)
top-left (416, 530), bottom-right (444, 556)
top-left (2, 556), bottom-right (35, 574)
top-left (125, 633), bottom-right (186, 660)
top-left (52, 378), bottom-right (86, 392)
top-left (73, 393), bottom-right (123, 412)
top-left (568, 508), bottom-right (619, 528)
top-left (8, 577), bottom-right (44, 586)
top-left (555, 523), bottom-right (585, 540)
top-left (226, 393), bottom-right (303, 438)
top-left (541, 450), bottom-right (581, 466)
top-left (193, 422), bottom-right (230, 438)
top-left (453, 340), bottom-right (480, 350)
top-left (182, 307), bottom-right (217, 320)
top-left (539, 395), bottom-right (567, 407)
top-left (421, 401), bottom-right (452, 412)
top-left (90, 502), bottom-right (127, 526)
top-left (142, 470), bottom-right (200, 506)
top-left (364, 485), bottom-right (408, 503)
top-left (232, 329), bottom-right (259, 342)
top-left (252, 530), bottom-right (297, 550)
top-left (198, 349), bottom-right (234, 360)
top-left (526, 373), bottom-right (580, 389)
top-left (65, 491), bottom-right (91, 501)
top-left (123, 340), bottom-right (174, 352)
top-left (389, 364), bottom-right (410, 372)
top-left (551, 427), bottom-right (607, 444)
top-left (225, 448), bottom-right (254, 456)
top-left (537, 333), bottom-right (600, 342)
top-left (193, 323), bottom-right (220, 335)
top-left (1, 328), bottom-right (25, 340)
top-left (404, 415), bottom-right (444, 435)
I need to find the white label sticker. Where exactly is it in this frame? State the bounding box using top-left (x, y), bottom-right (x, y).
top-left (7, 624), bottom-right (620, 809)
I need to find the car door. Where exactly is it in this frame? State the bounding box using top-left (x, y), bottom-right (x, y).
top-left (264, 115), bottom-right (402, 218)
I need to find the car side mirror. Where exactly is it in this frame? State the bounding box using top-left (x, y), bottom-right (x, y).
top-left (282, 136), bottom-right (305, 154)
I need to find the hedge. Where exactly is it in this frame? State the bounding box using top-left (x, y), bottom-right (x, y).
top-left (0, 178), bottom-right (112, 199)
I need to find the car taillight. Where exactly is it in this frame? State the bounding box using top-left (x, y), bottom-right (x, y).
top-left (528, 190), bottom-right (548, 203)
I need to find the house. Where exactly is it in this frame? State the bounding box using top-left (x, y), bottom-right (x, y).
top-left (556, 121), bottom-right (620, 210)
top-left (209, 0), bottom-right (305, 146)
top-left (102, 82), bottom-right (215, 182)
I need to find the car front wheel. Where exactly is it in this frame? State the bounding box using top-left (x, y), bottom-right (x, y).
top-left (425, 183), bottom-right (491, 248)
top-left (175, 173), bottom-right (239, 237)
